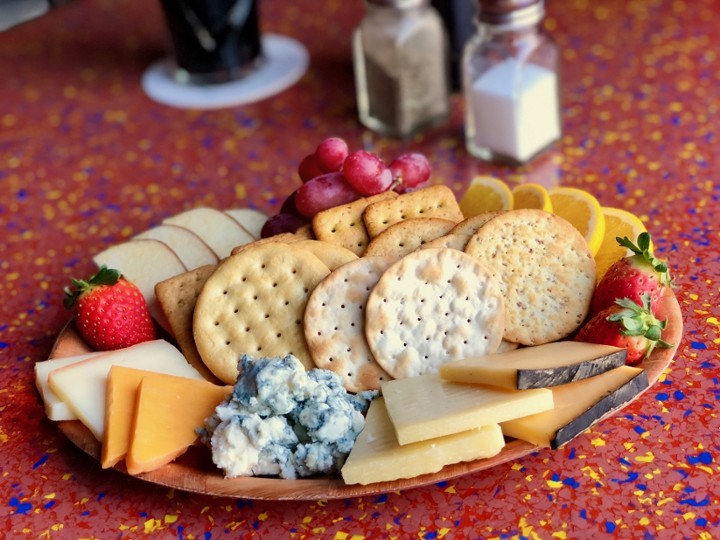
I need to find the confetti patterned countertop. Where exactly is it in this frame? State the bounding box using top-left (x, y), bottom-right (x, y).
top-left (1, 0), bottom-right (718, 537)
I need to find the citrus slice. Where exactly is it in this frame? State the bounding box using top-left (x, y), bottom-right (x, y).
top-left (594, 207), bottom-right (648, 282)
top-left (459, 176), bottom-right (514, 218)
top-left (548, 186), bottom-right (605, 256)
top-left (512, 183), bottom-right (552, 212)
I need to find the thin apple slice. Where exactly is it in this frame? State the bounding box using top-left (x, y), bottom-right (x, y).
top-left (92, 239), bottom-right (186, 331)
top-left (164, 208), bottom-right (254, 258)
top-left (224, 208), bottom-right (268, 239)
top-left (134, 224), bottom-right (218, 269)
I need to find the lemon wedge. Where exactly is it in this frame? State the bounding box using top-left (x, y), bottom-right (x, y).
top-left (459, 176), bottom-right (514, 217)
top-left (594, 207), bottom-right (648, 281)
top-left (512, 183), bottom-right (553, 212)
top-left (548, 186), bottom-right (605, 256)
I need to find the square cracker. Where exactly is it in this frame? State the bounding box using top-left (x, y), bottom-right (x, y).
top-left (312, 191), bottom-right (397, 256)
top-left (362, 185), bottom-right (464, 238)
top-left (155, 264), bottom-right (219, 382)
top-left (364, 217), bottom-right (456, 259)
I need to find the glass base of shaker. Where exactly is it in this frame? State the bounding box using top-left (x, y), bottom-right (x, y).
top-left (465, 139), bottom-right (560, 167)
top-left (141, 34), bottom-right (309, 110)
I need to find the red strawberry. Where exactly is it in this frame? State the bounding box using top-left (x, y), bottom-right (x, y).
top-left (575, 294), bottom-right (672, 365)
top-left (64, 266), bottom-right (156, 351)
top-left (590, 232), bottom-right (671, 317)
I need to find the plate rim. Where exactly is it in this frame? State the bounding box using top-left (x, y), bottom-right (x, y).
top-left (45, 289), bottom-right (683, 500)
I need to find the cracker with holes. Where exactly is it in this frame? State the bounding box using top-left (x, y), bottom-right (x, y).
top-left (193, 242), bottom-right (331, 384)
top-left (312, 191), bottom-right (398, 256)
top-left (450, 211), bottom-right (504, 237)
top-left (155, 264), bottom-right (219, 382)
top-left (364, 248), bottom-right (505, 379)
top-left (362, 185), bottom-right (464, 238)
top-left (420, 233), bottom-right (470, 251)
top-left (304, 256), bottom-right (395, 392)
top-left (230, 227), bottom-right (314, 256)
top-left (464, 209), bottom-right (596, 346)
top-left (363, 217), bottom-right (456, 259)
top-left (293, 239), bottom-right (359, 270)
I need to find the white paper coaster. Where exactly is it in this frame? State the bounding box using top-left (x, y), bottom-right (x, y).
top-left (141, 34), bottom-right (309, 109)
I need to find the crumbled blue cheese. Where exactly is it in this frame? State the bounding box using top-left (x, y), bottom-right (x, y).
top-left (202, 354), bottom-right (376, 479)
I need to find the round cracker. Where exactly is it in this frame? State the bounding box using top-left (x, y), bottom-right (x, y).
top-left (293, 239), bottom-right (359, 270)
top-left (364, 248), bottom-right (505, 379)
top-left (193, 242), bottom-right (330, 384)
top-left (304, 256), bottom-right (395, 392)
top-left (464, 209), bottom-right (596, 346)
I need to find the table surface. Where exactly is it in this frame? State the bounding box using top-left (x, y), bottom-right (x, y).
top-left (1, 0), bottom-right (717, 537)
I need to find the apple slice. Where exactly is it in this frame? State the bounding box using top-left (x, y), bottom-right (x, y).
top-left (134, 224), bottom-right (218, 269)
top-left (92, 239), bottom-right (186, 331)
top-left (224, 208), bottom-right (268, 239)
top-left (163, 208), bottom-right (254, 258)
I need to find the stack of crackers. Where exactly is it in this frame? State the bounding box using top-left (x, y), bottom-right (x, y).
top-left (155, 185), bottom-right (597, 393)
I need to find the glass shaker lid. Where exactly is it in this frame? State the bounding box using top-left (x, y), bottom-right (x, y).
top-left (478, 0), bottom-right (545, 26)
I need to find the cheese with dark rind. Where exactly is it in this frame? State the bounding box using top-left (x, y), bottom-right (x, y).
top-left (341, 397), bottom-right (504, 485)
top-left (439, 341), bottom-right (627, 390)
top-left (501, 365), bottom-right (648, 449)
top-left (381, 373), bottom-right (553, 445)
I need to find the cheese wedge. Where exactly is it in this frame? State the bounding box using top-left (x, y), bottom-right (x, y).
top-left (35, 352), bottom-right (107, 421)
top-left (47, 340), bottom-right (204, 440)
top-left (125, 373), bottom-right (230, 475)
top-left (341, 397), bottom-right (505, 485)
top-left (439, 341), bottom-right (627, 390)
top-left (501, 365), bottom-right (648, 448)
top-left (381, 374), bottom-right (553, 445)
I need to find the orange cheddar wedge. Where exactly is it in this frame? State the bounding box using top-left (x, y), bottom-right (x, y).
top-left (125, 372), bottom-right (230, 475)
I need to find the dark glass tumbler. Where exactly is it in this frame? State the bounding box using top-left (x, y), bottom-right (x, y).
top-left (159, 0), bottom-right (263, 85)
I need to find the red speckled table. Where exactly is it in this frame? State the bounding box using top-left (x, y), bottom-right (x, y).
top-left (1, 0), bottom-right (718, 537)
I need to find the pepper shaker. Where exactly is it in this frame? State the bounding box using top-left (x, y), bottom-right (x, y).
top-left (462, 0), bottom-right (561, 164)
top-left (352, 0), bottom-right (450, 139)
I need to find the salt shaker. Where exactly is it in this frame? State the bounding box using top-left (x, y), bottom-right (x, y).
top-left (352, 0), bottom-right (450, 139)
top-left (462, 0), bottom-right (561, 164)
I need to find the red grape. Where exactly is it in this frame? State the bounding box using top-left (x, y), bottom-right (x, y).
top-left (298, 153), bottom-right (324, 182)
top-left (294, 172), bottom-right (362, 217)
top-left (261, 212), bottom-right (310, 238)
top-left (342, 150), bottom-right (393, 196)
top-left (315, 137), bottom-right (349, 173)
top-left (389, 153), bottom-right (432, 193)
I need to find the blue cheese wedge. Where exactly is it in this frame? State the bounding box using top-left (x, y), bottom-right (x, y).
top-left (381, 373), bottom-right (553, 445)
top-left (501, 365), bottom-right (648, 448)
top-left (341, 397), bottom-right (504, 485)
top-left (439, 341), bottom-right (627, 390)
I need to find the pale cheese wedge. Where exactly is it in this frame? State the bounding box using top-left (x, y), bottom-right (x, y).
top-left (381, 374), bottom-right (553, 445)
top-left (439, 341), bottom-right (627, 390)
top-left (125, 373), bottom-right (230, 475)
top-left (501, 365), bottom-right (648, 448)
top-left (341, 397), bottom-right (504, 485)
top-left (47, 340), bottom-right (204, 440)
top-left (35, 352), bottom-right (107, 421)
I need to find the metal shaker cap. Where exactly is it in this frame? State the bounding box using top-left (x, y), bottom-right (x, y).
top-left (478, 0), bottom-right (545, 26)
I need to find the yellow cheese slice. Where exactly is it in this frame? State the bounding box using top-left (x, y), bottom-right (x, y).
top-left (381, 373), bottom-right (553, 445)
top-left (439, 341), bottom-right (627, 390)
top-left (47, 340), bottom-right (204, 440)
top-left (501, 365), bottom-right (648, 448)
top-left (125, 373), bottom-right (230, 475)
top-left (341, 397), bottom-right (505, 485)
top-left (35, 352), bottom-right (107, 421)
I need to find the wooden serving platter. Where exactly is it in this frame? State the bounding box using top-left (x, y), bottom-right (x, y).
top-left (46, 290), bottom-right (683, 501)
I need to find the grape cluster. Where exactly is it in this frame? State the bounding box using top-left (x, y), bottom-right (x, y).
top-left (261, 137), bottom-right (432, 238)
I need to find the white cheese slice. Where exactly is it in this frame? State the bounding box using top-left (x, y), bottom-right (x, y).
top-left (381, 373), bottom-right (553, 445)
top-left (341, 397), bottom-right (505, 485)
top-left (35, 352), bottom-right (107, 420)
top-left (501, 365), bottom-right (648, 448)
top-left (47, 340), bottom-right (204, 440)
top-left (439, 341), bottom-right (627, 390)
